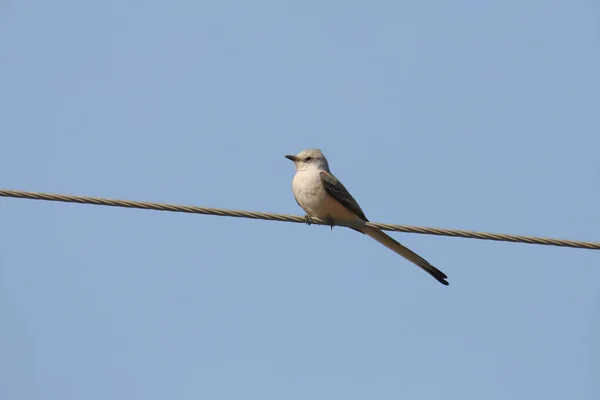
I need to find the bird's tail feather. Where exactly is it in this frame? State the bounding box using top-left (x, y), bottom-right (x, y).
top-left (362, 227), bottom-right (449, 286)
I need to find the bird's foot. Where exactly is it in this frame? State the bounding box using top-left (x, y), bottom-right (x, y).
top-left (304, 214), bottom-right (314, 225)
top-left (324, 217), bottom-right (336, 230)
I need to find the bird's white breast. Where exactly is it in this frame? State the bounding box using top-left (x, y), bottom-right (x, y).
top-left (292, 170), bottom-right (359, 221)
top-left (292, 170), bottom-right (327, 216)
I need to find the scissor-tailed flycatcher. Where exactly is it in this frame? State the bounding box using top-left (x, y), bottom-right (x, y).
top-left (285, 149), bottom-right (449, 286)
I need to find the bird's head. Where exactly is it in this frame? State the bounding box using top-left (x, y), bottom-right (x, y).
top-left (285, 149), bottom-right (330, 172)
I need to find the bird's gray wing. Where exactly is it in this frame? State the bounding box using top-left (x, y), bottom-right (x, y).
top-left (320, 171), bottom-right (369, 222)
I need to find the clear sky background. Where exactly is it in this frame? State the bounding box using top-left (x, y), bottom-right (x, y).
top-left (1, 1), bottom-right (599, 399)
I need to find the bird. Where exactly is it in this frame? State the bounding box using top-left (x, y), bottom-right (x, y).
top-left (285, 148), bottom-right (449, 286)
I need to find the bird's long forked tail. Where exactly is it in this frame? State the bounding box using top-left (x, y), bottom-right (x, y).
top-left (362, 227), bottom-right (449, 286)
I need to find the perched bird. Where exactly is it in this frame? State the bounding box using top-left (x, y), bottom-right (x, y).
top-left (285, 148), bottom-right (448, 286)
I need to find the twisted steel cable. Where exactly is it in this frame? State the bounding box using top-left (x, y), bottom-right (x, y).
top-left (1, 189), bottom-right (598, 250)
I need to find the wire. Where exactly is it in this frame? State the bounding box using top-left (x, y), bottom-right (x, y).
top-left (1, 189), bottom-right (598, 250)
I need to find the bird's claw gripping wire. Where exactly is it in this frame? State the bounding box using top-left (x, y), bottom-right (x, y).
top-left (304, 215), bottom-right (335, 230)
top-left (324, 217), bottom-right (335, 230)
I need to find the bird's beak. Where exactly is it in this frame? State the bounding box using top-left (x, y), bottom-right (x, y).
top-left (285, 155), bottom-right (298, 162)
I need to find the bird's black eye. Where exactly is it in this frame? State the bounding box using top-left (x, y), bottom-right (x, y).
top-left (305, 157), bottom-right (313, 162)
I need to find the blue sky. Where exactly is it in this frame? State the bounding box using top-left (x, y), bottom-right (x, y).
top-left (1, 1), bottom-right (599, 399)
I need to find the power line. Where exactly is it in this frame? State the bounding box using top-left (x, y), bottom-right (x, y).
top-left (1, 189), bottom-right (598, 250)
